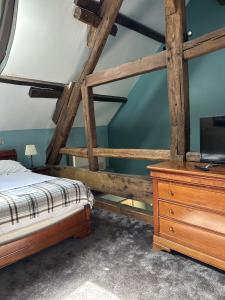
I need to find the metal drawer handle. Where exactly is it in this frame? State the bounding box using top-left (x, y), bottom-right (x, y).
top-left (169, 227), bottom-right (174, 233)
top-left (169, 209), bottom-right (174, 215)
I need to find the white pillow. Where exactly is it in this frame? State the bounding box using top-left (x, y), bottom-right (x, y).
top-left (0, 160), bottom-right (30, 176)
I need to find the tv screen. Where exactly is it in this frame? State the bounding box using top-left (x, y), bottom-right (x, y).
top-left (200, 116), bottom-right (225, 164)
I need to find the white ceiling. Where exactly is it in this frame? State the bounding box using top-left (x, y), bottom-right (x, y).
top-left (1, 0), bottom-right (167, 131)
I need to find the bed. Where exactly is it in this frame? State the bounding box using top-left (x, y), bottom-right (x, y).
top-left (0, 149), bottom-right (93, 269)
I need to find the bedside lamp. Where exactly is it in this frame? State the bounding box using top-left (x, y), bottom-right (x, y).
top-left (25, 144), bottom-right (37, 168)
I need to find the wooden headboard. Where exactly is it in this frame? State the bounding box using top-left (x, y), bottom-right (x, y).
top-left (0, 149), bottom-right (17, 160)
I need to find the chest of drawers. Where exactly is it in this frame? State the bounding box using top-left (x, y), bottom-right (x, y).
top-left (149, 161), bottom-right (225, 271)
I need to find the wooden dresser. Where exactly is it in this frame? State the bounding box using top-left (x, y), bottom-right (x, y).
top-left (149, 161), bottom-right (225, 271)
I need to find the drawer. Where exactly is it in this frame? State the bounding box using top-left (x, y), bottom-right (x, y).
top-left (159, 218), bottom-right (225, 260)
top-left (159, 201), bottom-right (225, 235)
top-left (158, 181), bottom-right (225, 214)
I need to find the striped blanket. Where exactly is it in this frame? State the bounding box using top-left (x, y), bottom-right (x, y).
top-left (0, 178), bottom-right (94, 227)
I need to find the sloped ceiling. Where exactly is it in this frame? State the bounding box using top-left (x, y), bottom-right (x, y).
top-left (1, 0), bottom-right (166, 131)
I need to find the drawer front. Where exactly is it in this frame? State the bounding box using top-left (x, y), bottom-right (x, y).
top-left (160, 218), bottom-right (225, 260)
top-left (159, 201), bottom-right (225, 235)
top-left (158, 181), bottom-right (225, 213)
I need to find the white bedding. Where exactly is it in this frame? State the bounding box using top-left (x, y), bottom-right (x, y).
top-left (0, 172), bottom-right (55, 192)
top-left (0, 172), bottom-right (92, 245)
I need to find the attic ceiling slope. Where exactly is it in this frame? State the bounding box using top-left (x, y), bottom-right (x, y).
top-left (1, 0), bottom-right (169, 131)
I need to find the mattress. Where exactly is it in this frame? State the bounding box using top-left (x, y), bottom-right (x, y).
top-left (0, 172), bottom-right (94, 245)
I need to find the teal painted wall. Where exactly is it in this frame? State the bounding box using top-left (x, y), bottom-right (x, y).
top-left (108, 0), bottom-right (225, 175)
top-left (0, 126), bottom-right (108, 167)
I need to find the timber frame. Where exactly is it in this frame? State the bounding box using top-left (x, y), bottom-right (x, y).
top-left (46, 0), bottom-right (225, 221)
top-left (1, 0), bottom-right (224, 222)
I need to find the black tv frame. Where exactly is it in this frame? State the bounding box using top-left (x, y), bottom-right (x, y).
top-left (200, 115), bottom-right (225, 164)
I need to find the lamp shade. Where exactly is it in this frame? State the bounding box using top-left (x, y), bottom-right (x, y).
top-left (25, 144), bottom-right (37, 156)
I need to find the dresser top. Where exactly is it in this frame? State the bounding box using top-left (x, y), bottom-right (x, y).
top-left (148, 161), bottom-right (225, 179)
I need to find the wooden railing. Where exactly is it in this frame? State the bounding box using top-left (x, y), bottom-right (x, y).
top-left (60, 148), bottom-right (201, 162)
top-left (59, 147), bottom-right (171, 160)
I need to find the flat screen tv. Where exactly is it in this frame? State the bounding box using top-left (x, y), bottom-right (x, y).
top-left (201, 116), bottom-right (225, 164)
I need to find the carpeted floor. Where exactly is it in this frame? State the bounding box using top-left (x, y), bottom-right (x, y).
top-left (0, 208), bottom-right (224, 300)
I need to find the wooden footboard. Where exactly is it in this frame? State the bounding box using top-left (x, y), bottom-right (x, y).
top-left (0, 205), bottom-right (91, 269)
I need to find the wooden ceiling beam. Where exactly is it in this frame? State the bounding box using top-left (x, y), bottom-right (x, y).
top-left (85, 26), bottom-right (225, 89)
top-left (29, 87), bottom-right (62, 99)
top-left (47, 0), bottom-right (124, 164)
top-left (0, 75), bottom-right (64, 91)
top-left (74, 0), bottom-right (165, 43)
top-left (116, 13), bottom-right (165, 44)
top-left (184, 26), bottom-right (225, 60)
top-left (74, 6), bottom-right (118, 36)
top-left (29, 86), bottom-right (127, 103)
top-left (86, 51), bottom-right (167, 87)
top-left (74, 6), bottom-right (101, 27)
top-left (93, 94), bottom-right (127, 103)
top-left (75, 0), bottom-right (99, 13)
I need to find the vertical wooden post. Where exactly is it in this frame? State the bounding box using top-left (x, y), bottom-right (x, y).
top-left (165, 0), bottom-right (190, 160)
top-left (81, 82), bottom-right (99, 171)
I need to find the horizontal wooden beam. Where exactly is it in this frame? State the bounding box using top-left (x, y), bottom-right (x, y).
top-left (0, 75), bottom-right (65, 91)
top-left (49, 166), bottom-right (152, 204)
top-left (74, 6), bottom-right (101, 27)
top-left (93, 148), bottom-right (171, 160)
top-left (84, 27), bottom-right (225, 89)
top-left (59, 147), bottom-right (171, 160)
top-left (29, 85), bottom-right (126, 103)
top-left (75, 0), bottom-right (99, 13)
top-left (116, 13), bottom-right (165, 44)
top-left (60, 147), bottom-right (88, 157)
top-left (29, 87), bottom-right (62, 99)
top-left (93, 94), bottom-right (127, 103)
top-left (60, 148), bottom-right (201, 162)
top-left (74, 6), bottom-right (118, 36)
top-left (75, 0), bottom-right (165, 43)
top-left (183, 26), bottom-right (225, 60)
top-left (86, 50), bottom-right (167, 87)
top-left (94, 196), bottom-right (153, 224)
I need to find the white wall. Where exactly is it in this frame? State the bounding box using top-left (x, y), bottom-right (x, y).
top-left (1, 0), bottom-right (167, 131)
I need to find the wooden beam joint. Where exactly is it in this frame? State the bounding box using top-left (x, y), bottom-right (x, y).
top-left (74, 0), bottom-right (165, 43)
top-left (74, 3), bottom-right (118, 36)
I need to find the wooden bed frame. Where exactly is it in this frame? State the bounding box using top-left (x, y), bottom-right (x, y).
top-left (0, 150), bottom-right (91, 269)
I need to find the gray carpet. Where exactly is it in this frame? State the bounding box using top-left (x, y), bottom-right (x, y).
top-left (0, 208), bottom-right (224, 300)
